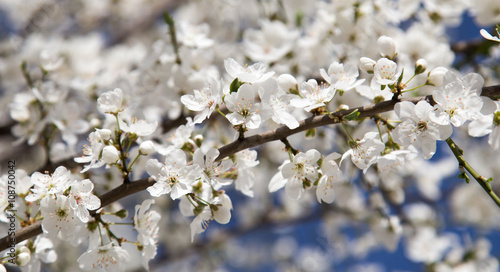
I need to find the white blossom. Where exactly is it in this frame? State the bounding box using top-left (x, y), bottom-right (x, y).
top-left (224, 58), bottom-right (274, 84)
top-left (225, 83), bottom-right (265, 129)
top-left (146, 148), bottom-right (202, 199)
top-left (68, 179), bottom-right (101, 223)
top-left (269, 149), bottom-right (321, 200)
top-left (320, 61), bottom-right (365, 93)
top-left (393, 101), bottom-right (452, 160)
top-left (316, 152), bottom-right (342, 204)
top-left (77, 243), bottom-right (130, 272)
top-left (373, 58), bottom-right (399, 86)
top-left (290, 79), bottom-right (335, 112)
top-left (341, 132), bottom-right (385, 171)
top-left (40, 195), bottom-right (86, 242)
top-left (377, 36), bottom-right (398, 59)
top-left (431, 71), bottom-right (484, 127)
top-left (97, 88), bottom-right (124, 114)
top-left (193, 148), bottom-right (233, 190)
top-left (25, 166), bottom-right (71, 202)
top-left (134, 199), bottom-right (160, 270)
top-left (180, 77), bottom-right (223, 124)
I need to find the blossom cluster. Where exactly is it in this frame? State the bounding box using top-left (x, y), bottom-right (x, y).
top-left (1, 0), bottom-right (500, 271)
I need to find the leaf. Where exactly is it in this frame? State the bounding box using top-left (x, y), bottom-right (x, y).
top-left (458, 172), bottom-right (470, 183)
top-left (305, 128), bottom-right (316, 138)
top-left (344, 109), bottom-right (360, 121)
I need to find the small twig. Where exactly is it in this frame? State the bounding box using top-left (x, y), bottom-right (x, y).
top-left (445, 138), bottom-right (500, 207)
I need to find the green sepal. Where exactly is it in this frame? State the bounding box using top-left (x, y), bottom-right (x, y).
top-left (230, 78), bottom-right (243, 93)
top-left (397, 68), bottom-right (405, 85)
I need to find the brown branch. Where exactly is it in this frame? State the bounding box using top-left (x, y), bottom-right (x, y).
top-left (2, 85), bottom-right (500, 252)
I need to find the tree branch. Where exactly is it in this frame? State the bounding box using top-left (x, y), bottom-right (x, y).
top-left (2, 85), bottom-right (500, 252)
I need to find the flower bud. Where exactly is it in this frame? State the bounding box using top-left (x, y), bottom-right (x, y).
top-left (89, 117), bottom-right (101, 128)
top-left (359, 57), bottom-right (376, 74)
top-left (377, 36), bottom-right (398, 59)
top-left (338, 104), bottom-right (350, 111)
top-left (194, 135), bottom-right (204, 147)
top-left (427, 67), bottom-right (448, 86)
top-left (139, 140), bottom-right (155, 155)
top-left (277, 74), bottom-right (298, 93)
top-left (102, 146), bottom-right (120, 164)
top-left (16, 247), bottom-right (31, 266)
top-left (19, 246), bottom-right (30, 255)
top-left (96, 128), bottom-right (112, 141)
top-left (414, 58), bottom-right (428, 75)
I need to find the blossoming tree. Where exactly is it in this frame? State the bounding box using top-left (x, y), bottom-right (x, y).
top-left (1, 0), bottom-right (500, 271)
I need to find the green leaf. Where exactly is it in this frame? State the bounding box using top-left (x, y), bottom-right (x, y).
top-left (163, 11), bottom-right (175, 27)
top-left (229, 78), bottom-right (243, 93)
top-left (305, 128), bottom-right (316, 138)
top-left (458, 172), bottom-right (470, 183)
top-left (344, 109), bottom-right (360, 121)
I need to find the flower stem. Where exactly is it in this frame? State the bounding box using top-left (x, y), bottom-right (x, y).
top-left (401, 83), bottom-right (427, 93)
top-left (341, 123), bottom-right (355, 142)
top-left (445, 137), bottom-right (500, 207)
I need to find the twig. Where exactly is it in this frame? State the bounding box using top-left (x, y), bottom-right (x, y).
top-left (445, 138), bottom-right (500, 207)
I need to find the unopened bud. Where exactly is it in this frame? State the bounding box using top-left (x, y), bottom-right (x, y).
top-left (338, 104), bottom-right (350, 111)
top-left (96, 128), bottom-right (112, 141)
top-left (194, 135), bottom-right (204, 147)
top-left (377, 36), bottom-right (398, 59)
top-left (102, 146), bottom-right (120, 164)
top-left (89, 117), bottom-right (101, 128)
top-left (414, 58), bottom-right (428, 75)
top-left (359, 57), bottom-right (376, 74)
top-left (17, 247), bottom-right (31, 266)
top-left (277, 74), bottom-right (298, 93)
top-left (139, 140), bottom-right (155, 155)
top-left (427, 67), bottom-right (448, 86)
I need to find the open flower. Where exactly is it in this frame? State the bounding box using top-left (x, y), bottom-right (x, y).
top-left (193, 148), bottom-right (233, 190)
top-left (134, 199), bottom-right (160, 270)
top-left (269, 149), bottom-right (321, 199)
top-left (146, 148), bottom-right (202, 199)
top-left (373, 58), bottom-right (399, 86)
top-left (40, 195), bottom-right (86, 242)
top-left (224, 58), bottom-right (274, 84)
top-left (290, 79), bottom-right (335, 112)
top-left (97, 88), bottom-right (124, 114)
top-left (78, 243), bottom-right (130, 272)
top-left (26, 166), bottom-right (71, 202)
top-left (341, 131), bottom-right (385, 171)
top-left (180, 77), bottom-right (223, 124)
top-left (393, 101), bottom-right (452, 160)
top-left (320, 61), bottom-right (365, 93)
top-left (316, 152), bottom-right (342, 204)
top-left (68, 179), bottom-right (101, 223)
top-left (430, 71), bottom-right (484, 127)
top-left (225, 83), bottom-right (265, 129)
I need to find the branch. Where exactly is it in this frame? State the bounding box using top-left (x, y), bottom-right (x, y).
top-left (2, 85), bottom-right (500, 252)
